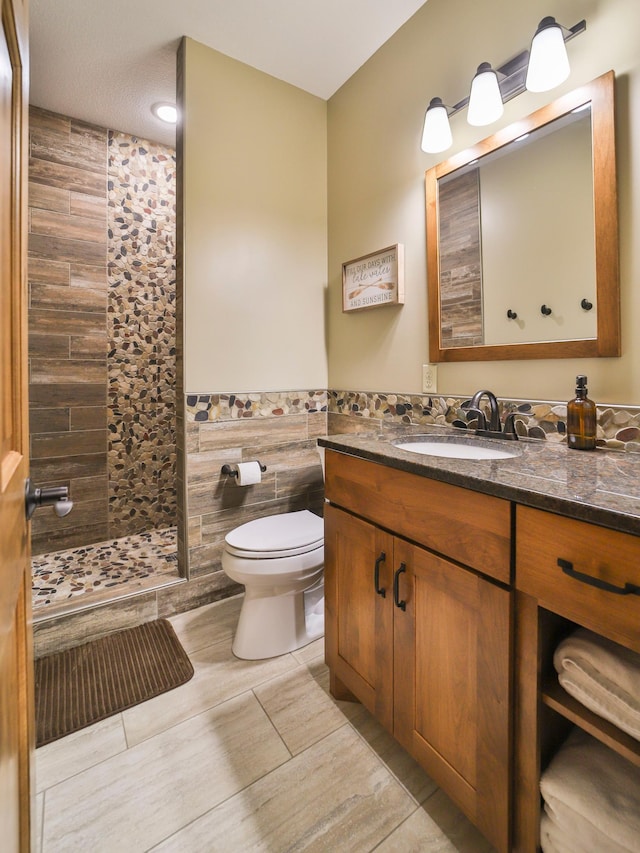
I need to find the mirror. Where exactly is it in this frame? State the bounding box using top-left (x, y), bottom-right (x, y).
top-left (426, 71), bottom-right (619, 362)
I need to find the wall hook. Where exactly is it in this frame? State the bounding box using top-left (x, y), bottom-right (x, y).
top-left (506, 309), bottom-right (518, 319)
top-left (540, 304), bottom-right (552, 316)
top-left (581, 298), bottom-right (593, 311)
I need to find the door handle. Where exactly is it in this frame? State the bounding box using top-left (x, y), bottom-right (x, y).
top-left (374, 552), bottom-right (386, 597)
top-left (25, 478), bottom-right (74, 521)
top-left (393, 563), bottom-right (407, 611)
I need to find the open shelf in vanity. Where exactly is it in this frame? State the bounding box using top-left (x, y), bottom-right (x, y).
top-left (542, 675), bottom-right (640, 769)
top-left (514, 505), bottom-right (640, 851)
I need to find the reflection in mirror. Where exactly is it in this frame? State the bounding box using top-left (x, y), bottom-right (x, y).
top-left (426, 71), bottom-right (619, 362)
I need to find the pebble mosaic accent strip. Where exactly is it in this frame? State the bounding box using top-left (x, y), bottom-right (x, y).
top-left (32, 527), bottom-right (178, 611)
top-left (107, 132), bottom-right (177, 537)
top-left (328, 390), bottom-right (640, 453)
top-left (185, 390), bottom-right (327, 422)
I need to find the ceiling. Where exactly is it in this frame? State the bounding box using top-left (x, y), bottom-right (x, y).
top-left (29, 0), bottom-right (427, 147)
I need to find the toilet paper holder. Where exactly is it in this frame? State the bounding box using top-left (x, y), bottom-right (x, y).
top-left (221, 462), bottom-right (267, 478)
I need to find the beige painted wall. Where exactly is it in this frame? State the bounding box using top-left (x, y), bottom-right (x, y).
top-left (327, 0), bottom-right (640, 404)
top-left (182, 38), bottom-right (328, 392)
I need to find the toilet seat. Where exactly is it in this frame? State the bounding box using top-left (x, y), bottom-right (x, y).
top-left (224, 510), bottom-right (323, 559)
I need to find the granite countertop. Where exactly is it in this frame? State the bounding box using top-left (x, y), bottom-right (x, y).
top-left (319, 425), bottom-right (640, 537)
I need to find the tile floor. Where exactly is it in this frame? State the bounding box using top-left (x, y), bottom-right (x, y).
top-left (32, 527), bottom-right (180, 617)
top-left (34, 595), bottom-right (495, 853)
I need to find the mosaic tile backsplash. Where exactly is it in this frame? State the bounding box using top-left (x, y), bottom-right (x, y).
top-left (107, 131), bottom-right (177, 537)
top-left (327, 390), bottom-right (640, 452)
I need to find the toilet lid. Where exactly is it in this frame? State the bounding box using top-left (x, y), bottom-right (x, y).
top-left (225, 510), bottom-right (324, 559)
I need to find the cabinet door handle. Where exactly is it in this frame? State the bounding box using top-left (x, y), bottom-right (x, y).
top-left (374, 552), bottom-right (386, 598)
top-left (393, 563), bottom-right (407, 611)
top-left (558, 558), bottom-right (640, 596)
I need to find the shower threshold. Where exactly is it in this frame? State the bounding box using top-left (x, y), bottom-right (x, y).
top-left (32, 526), bottom-right (183, 624)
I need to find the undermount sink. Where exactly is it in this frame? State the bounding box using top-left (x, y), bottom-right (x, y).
top-left (392, 435), bottom-right (522, 461)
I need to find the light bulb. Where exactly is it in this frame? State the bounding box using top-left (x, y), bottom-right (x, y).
top-left (152, 103), bottom-right (178, 124)
top-left (526, 17), bottom-right (570, 93)
top-left (421, 97), bottom-right (452, 154)
top-left (467, 63), bottom-right (504, 127)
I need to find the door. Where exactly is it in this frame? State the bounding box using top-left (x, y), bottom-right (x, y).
top-left (0, 0), bottom-right (31, 850)
top-left (393, 539), bottom-right (511, 853)
top-left (324, 504), bottom-right (394, 730)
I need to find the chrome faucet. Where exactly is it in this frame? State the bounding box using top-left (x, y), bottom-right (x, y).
top-left (468, 389), bottom-right (519, 440)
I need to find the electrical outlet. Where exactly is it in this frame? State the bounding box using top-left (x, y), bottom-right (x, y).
top-left (422, 363), bottom-right (438, 394)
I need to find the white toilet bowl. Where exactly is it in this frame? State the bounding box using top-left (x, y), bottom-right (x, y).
top-left (222, 509), bottom-right (324, 660)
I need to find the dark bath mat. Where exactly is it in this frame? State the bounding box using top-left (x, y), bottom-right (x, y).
top-left (35, 619), bottom-right (194, 747)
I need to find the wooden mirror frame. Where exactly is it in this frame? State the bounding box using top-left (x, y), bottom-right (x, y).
top-left (426, 71), bottom-right (619, 362)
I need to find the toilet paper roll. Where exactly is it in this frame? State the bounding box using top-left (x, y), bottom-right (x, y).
top-left (235, 461), bottom-right (262, 486)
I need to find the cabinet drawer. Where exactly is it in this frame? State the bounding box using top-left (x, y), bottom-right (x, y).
top-left (516, 505), bottom-right (640, 652)
top-left (325, 450), bottom-right (511, 583)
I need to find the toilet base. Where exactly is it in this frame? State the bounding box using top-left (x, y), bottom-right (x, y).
top-left (232, 581), bottom-right (324, 660)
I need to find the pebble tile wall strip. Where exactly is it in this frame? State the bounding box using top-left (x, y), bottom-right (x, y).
top-left (107, 132), bottom-right (177, 537)
top-left (185, 390), bottom-right (327, 422)
top-left (32, 527), bottom-right (178, 611)
top-left (327, 391), bottom-right (640, 452)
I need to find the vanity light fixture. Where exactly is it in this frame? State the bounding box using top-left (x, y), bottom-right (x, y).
top-left (151, 102), bottom-right (177, 124)
top-left (467, 63), bottom-right (504, 127)
top-left (420, 17), bottom-right (585, 154)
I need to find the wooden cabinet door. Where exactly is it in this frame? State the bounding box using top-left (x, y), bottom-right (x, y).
top-left (324, 504), bottom-right (394, 730)
top-left (393, 539), bottom-right (512, 853)
top-left (0, 0), bottom-right (32, 849)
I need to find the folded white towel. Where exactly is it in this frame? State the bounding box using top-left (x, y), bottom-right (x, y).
top-left (540, 809), bottom-right (632, 853)
top-left (542, 799), bottom-right (632, 853)
top-left (554, 628), bottom-right (640, 741)
top-left (540, 728), bottom-right (640, 852)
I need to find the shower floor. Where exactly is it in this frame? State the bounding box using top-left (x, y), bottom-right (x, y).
top-left (32, 527), bottom-right (180, 619)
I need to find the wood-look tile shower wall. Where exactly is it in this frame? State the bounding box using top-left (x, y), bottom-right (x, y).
top-left (28, 107), bottom-right (176, 555)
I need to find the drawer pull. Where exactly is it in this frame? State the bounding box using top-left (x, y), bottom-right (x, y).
top-left (393, 563), bottom-right (407, 611)
top-left (558, 558), bottom-right (640, 596)
top-left (374, 552), bottom-right (386, 598)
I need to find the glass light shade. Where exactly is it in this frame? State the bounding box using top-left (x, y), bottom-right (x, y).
top-left (525, 17), bottom-right (570, 92)
top-left (152, 103), bottom-right (177, 124)
top-left (421, 97), bottom-right (452, 154)
top-left (467, 63), bottom-right (504, 126)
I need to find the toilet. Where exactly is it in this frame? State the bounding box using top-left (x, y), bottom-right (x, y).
top-left (221, 509), bottom-right (324, 660)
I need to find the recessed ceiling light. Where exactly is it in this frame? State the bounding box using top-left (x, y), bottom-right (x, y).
top-left (152, 103), bottom-right (177, 124)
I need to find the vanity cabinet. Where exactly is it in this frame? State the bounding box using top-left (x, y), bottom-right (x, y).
top-left (324, 450), bottom-right (513, 853)
top-left (513, 505), bottom-right (640, 852)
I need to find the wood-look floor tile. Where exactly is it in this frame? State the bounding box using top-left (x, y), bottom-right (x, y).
top-left (151, 724), bottom-right (416, 853)
top-left (34, 792), bottom-right (44, 853)
top-left (374, 805), bottom-right (468, 852)
top-left (254, 665), bottom-right (346, 755)
top-left (314, 668), bottom-right (437, 802)
top-left (122, 637), bottom-right (297, 746)
top-left (291, 635), bottom-right (324, 665)
top-left (35, 715), bottom-right (127, 793)
top-left (42, 692), bottom-right (290, 853)
top-left (168, 595), bottom-right (242, 653)
top-left (408, 789), bottom-right (495, 853)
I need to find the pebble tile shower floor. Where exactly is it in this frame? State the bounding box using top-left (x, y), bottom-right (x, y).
top-left (34, 596), bottom-right (496, 853)
top-left (32, 527), bottom-right (179, 616)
